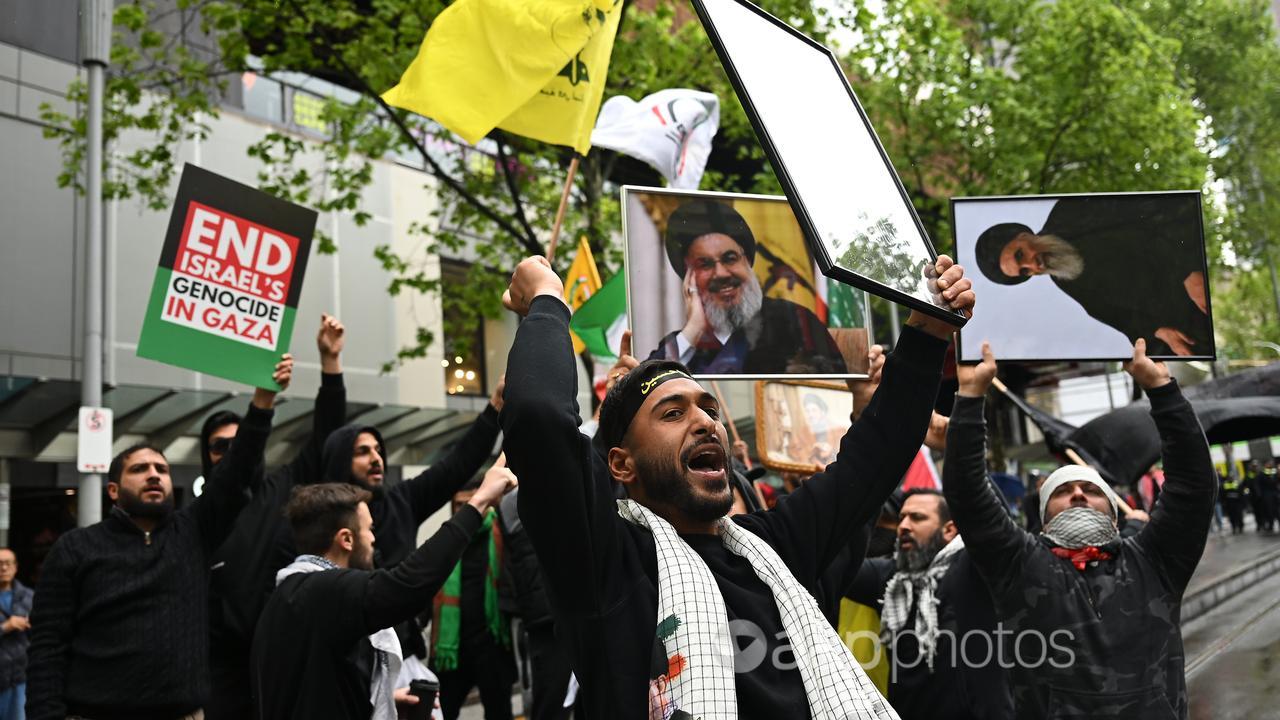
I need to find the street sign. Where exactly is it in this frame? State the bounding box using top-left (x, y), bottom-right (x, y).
top-left (77, 406), bottom-right (113, 473)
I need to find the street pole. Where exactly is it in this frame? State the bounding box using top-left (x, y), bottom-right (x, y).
top-left (79, 0), bottom-right (112, 527)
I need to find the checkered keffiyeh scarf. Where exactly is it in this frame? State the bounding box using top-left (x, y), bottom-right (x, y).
top-left (618, 500), bottom-right (897, 720)
top-left (879, 536), bottom-right (965, 671)
top-left (1042, 506), bottom-right (1120, 550)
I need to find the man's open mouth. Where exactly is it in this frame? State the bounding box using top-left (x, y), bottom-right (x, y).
top-left (686, 443), bottom-right (728, 484)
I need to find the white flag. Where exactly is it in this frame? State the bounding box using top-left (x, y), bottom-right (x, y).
top-left (591, 89), bottom-right (720, 189)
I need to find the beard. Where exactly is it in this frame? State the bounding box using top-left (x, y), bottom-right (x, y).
top-left (350, 536), bottom-right (375, 571)
top-left (116, 485), bottom-right (175, 520)
top-left (700, 271), bottom-right (764, 336)
top-left (635, 441), bottom-right (733, 523)
top-left (1033, 234), bottom-right (1085, 280)
top-left (895, 528), bottom-right (946, 571)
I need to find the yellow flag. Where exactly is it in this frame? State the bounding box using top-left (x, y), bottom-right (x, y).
top-left (382, 0), bottom-right (622, 155)
top-left (563, 237), bottom-right (603, 353)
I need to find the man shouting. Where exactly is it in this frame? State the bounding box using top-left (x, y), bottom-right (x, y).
top-left (500, 253), bottom-right (974, 719)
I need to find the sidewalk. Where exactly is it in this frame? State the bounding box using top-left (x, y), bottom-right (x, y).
top-left (1183, 515), bottom-right (1280, 621)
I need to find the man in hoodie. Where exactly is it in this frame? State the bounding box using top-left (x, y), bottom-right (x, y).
top-left (943, 340), bottom-right (1215, 718)
top-left (26, 356), bottom-right (292, 720)
top-left (251, 465), bottom-right (517, 720)
top-left (204, 314), bottom-right (348, 720)
top-left (320, 376), bottom-right (506, 657)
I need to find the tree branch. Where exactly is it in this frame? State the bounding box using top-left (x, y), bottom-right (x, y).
top-left (279, 0), bottom-right (542, 256)
top-left (493, 132), bottom-right (540, 244)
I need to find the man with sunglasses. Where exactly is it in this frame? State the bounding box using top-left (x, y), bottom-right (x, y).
top-left (646, 200), bottom-right (847, 374)
top-left (203, 314), bottom-right (350, 720)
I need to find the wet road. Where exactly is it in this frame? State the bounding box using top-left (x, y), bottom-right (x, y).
top-left (1184, 541), bottom-right (1280, 719)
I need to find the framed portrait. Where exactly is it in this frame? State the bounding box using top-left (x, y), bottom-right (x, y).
top-left (623, 186), bottom-right (871, 380)
top-left (952, 191), bottom-right (1214, 362)
top-left (689, 0), bottom-right (966, 328)
top-left (754, 380), bottom-right (852, 474)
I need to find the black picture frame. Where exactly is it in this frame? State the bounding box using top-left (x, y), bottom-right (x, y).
top-left (951, 190), bottom-right (1215, 363)
top-left (690, 0), bottom-right (967, 327)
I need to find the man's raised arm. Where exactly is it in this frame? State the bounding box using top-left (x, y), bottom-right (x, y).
top-left (193, 355), bottom-right (293, 553)
top-left (942, 342), bottom-right (1035, 591)
top-left (286, 314), bottom-right (348, 485)
top-left (744, 256), bottom-right (974, 583)
top-left (1128, 340), bottom-right (1216, 593)
top-left (500, 257), bottom-right (624, 617)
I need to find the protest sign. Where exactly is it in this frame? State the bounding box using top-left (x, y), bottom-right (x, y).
top-left (137, 164), bottom-right (317, 388)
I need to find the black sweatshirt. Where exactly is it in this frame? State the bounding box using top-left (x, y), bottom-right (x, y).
top-left (250, 505), bottom-right (483, 720)
top-left (205, 373), bottom-right (346, 719)
top-left (501, 297), bottom-right (946, 720)
top-left (320, 406), bottom-right (501, 570)
top-left (26, 403), bottom-right (273, 720)
top-left (207, 376), bottom-right (346, 646)
top-left (943, 382), bottom-right (1214, 719)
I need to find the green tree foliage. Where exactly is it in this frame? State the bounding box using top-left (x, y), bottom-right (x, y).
top-left (41, 0), bottom-right (1280, 363)
top-left (842, 0), bottom-right (1280, 357)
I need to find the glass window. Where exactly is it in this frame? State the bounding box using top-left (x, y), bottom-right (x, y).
top-left (441, 262), bottom-right (486, 397)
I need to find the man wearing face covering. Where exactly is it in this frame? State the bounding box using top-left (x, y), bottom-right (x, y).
top-left (943, 340), bottom-right (1215, 719)
top-left (499, 253), bottom-right (975, 719)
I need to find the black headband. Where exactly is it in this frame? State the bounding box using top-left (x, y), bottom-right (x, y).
top-left (597, 363), bottom-right (695, 452)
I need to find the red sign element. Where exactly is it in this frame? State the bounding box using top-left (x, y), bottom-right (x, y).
top-left (173, 201), bottom-right (301, 303)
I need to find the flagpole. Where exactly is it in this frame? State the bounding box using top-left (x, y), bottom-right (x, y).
top-left (990, 377), bottom-right (1136, 515)
top-left (546, 155), bottom-right (581, 263)
top-left (711, 381), bottom-right (753, 470)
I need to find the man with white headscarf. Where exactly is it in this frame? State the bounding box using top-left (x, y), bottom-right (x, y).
top-left (943, 340), bottom-right (1215, 719)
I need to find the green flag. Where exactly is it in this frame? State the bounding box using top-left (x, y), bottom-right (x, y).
top-left (569, 272), bottom-right (626, 358)
top-left (825, 279), bottom-right (864, 328)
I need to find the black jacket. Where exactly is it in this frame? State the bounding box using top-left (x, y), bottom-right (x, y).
top-left (943, 383), bottom-right (1214, 719)
top-left (320, 407), bottom-right (500, 570)
top-left (251, 505), bottom-right (483, 720)
top-left (503, 297), bottom-right (945, 720)
top-left (25, 403), bottom-right (273, 720)
top-left (648, 296), bottom-right (848, 374)
top-left (205, 372), bottom-right (346, 719)
top-left (0, 580), bottom-right (34, 690)
top-left (319, 408), bottom-right (500, 656)
top-left (846, 552), bottom-right (1012, 720)
top-left (498, 489), bottom-right (554, 629)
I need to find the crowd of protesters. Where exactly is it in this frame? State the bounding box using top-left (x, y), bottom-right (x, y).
top-left (0, 252), bottom-right (1234, 720)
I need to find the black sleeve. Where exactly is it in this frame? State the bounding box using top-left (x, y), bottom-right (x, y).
top-left (1134, 380), bottom-right (1216, 593)
top-left (394, 405), bottom-right (501, 524)
top-left (361, 505), bottom-right (483, 633)
top-left (504, 296), bottom-right (632, 618)
top-left (25, 536), bottom-right (78, 720)
top-left (282, 372), bottom-right (346, 487)
top-left (844, 557), bottom-right (895, 609)
top-left (941, 395), bottom-right (1038, 598)
top-left (192, 403), bottom-right (274, 554)
top-left (735, 326), bottom-right (947, 586)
